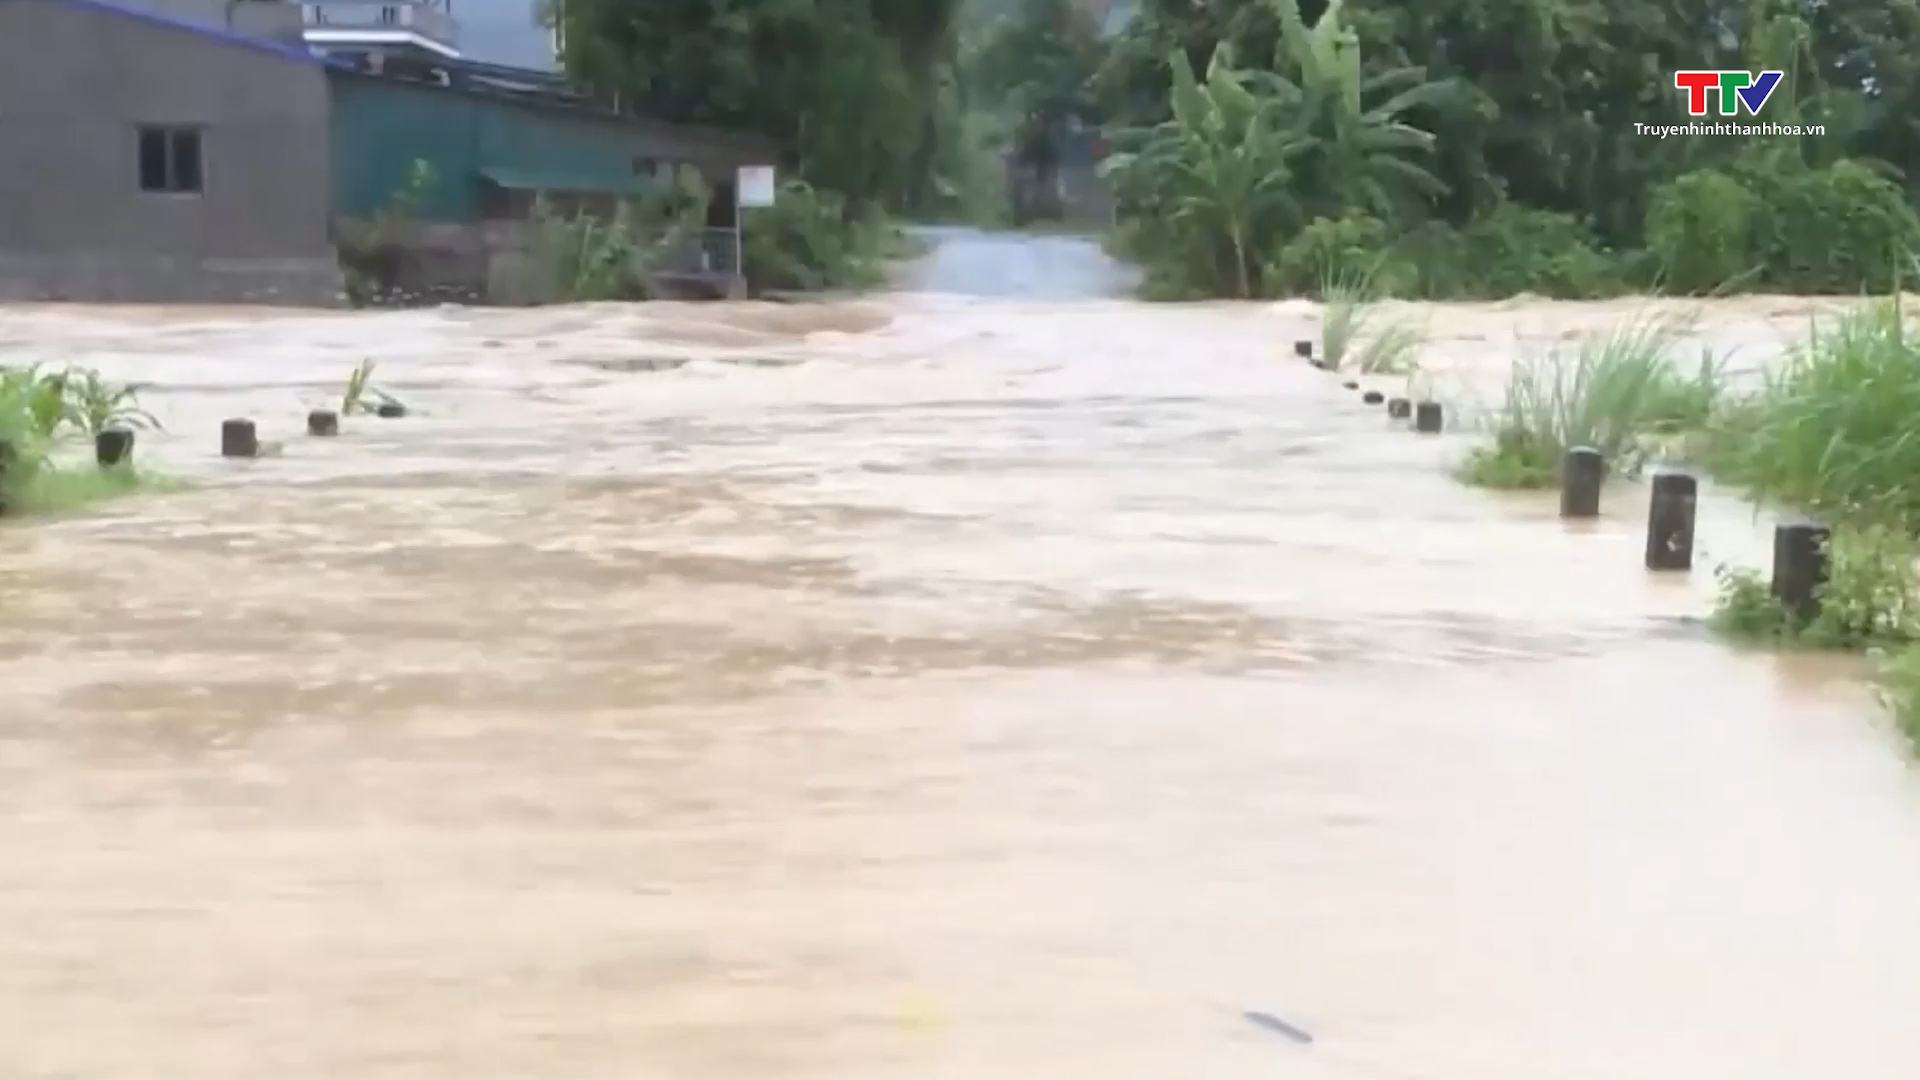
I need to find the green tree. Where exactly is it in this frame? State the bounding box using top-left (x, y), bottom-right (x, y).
top-left (550, 0), bottom-right (963, 212)
top-left (1263, 0), bottom-right (1453, 222)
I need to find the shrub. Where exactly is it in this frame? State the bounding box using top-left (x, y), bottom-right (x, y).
top-left (1266, 213), bottom-right (1397, 297)
top-left (1464, 205), bottom-right (1622, 299)
top-left (1104, 217), bottom-right (1220, 300)
top-left (1645, 169), bottom-right (1758, 295)
top-left (527, 187), bottom-right (705, 302)
top-left (1395, 204), bottom-right (1622, 300)
top-left (1872, 646), bottom-right (1920, 753)
top-left (742, 179), bottom-right (899, 293)
top-left (1710, 523), bottom-right (1920, 649)
top-left (1457, 314), bottom-right (1718, 489)
top-left (1740, 160), bottom-right (1920, 293)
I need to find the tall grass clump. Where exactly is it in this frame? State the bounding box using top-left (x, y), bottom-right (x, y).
top-left (1319, 267), bottom-right (1423, 374)
top-left (1457, 314), bottom-right (1720, 489)
top-left (0, 363), bottom-right (172, 517)
top-left (528, 185), bottom-right (706, 302)
top-left (1689, 295), bottom-right (1920, 748)
top-left (1700, 298), bottom-right (1920, 528)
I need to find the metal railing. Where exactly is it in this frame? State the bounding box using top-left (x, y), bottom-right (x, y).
top-left (660, 227), bottom-right (741, 278)
top-left (301, 1), bottom-right (457, 45)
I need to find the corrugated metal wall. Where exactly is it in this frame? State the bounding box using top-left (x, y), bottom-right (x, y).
top-left (328, 74), bottom-right (688, 221)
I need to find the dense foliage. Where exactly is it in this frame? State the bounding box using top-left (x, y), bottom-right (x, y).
top-left (552, 0), bottom-right (967, 217)
top-left (547, 0), bottom-right (978, 285)
top-left (1095, 0), bottom-right (1920, 299)
top-left (550, 0), bottom-right (1920, 297)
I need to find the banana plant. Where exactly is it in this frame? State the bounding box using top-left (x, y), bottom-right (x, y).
top-left (1264, 0), bottom-right (1455, 221)
top-left (1102, 44), bottom-right (1308, 296)
top-left (1103, 0), bottom-right (1454, 296)
top-left (63, 368), bottom-right (160, 435)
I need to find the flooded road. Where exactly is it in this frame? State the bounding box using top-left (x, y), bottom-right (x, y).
top-left (3, 230), bottom-right (1920, 1078)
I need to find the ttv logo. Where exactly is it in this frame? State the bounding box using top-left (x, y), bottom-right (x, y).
top-left (1673, 71), bottom-right (1784, 117)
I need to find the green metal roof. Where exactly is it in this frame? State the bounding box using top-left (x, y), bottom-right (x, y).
top-left (478, 166), bottom-right (657, 195)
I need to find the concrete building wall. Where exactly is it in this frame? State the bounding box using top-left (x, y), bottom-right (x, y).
top-left (0, 0), bottom-right (342, 303)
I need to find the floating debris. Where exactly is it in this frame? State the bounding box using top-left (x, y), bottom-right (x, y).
top-left (1243, 1009), bottom-right (1312, 1044)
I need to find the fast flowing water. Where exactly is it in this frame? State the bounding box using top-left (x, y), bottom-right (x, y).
top-left (3, 228), bottom-right (1920, 1079)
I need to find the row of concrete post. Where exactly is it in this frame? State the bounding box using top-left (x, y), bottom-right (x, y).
top-left (1294, 339), bottom-right (1443, 433)
top-left (1558, 447), bottom-right (1698, 569)
top-left (1557, 444), bottom-right (1829, 624)
top-left (1293, 334), bottom-right (1830, 626)
top-left (219, 404), bottom-right (404, 458)
top-left (1, 404), bottom-right (400, 489)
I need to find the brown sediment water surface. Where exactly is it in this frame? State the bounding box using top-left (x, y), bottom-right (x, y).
top-left (2, 228), bottom-right (1920, 1078)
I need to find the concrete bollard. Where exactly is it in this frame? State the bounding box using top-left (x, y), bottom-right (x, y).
top-left (94, 428), bottom-right (134, 468)
top-left (376, 402), bottom-right (407, 418)
top-left (307, 409), bottom-right (340, 436)
top-left (1644, 471), bottom-right (1697, 571)
top-left (1386, 397), bottom-right (1411, 419)
top-left (1414, 401), bottom-right (1443, 433)
top-left (1362, 390), bottom-right (1384, 405)
top-left (1771, 519), bottom-right (1830, 626)
top-left (1559, 446), bottom-right (1603, 518)
top-left (221, 418), bottom-right (259, 459)
top-left (1294, 340), bottom-right (1313, 359)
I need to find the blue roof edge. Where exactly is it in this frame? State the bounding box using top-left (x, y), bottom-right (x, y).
top-left (0, 0), bottom-right (338, 68)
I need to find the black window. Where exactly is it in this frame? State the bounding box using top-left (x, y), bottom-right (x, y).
top-left (136, 127), bottom-right (204, 194)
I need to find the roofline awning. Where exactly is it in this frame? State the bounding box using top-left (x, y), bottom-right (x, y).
top-left (478, 167), bottom-right (658, 196)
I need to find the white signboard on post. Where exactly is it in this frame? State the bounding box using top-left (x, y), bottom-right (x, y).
top-left (737, 165), bottom-right (777, 207)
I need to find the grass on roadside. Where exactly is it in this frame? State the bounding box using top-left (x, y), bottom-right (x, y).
top-left (1709, 523), bottom-right (1920, 649)
top-left (5, 460), bottom-right (184, 517)
top-left (1687, 294), bottom-right (1920, 753)
top-left (1456, 313), bottom-right (1721, 490)
top-left (1697, 298), bottom-right (1920, 526)
top-left (1708, 521), bottom-right (1920, 754)
top-left (1873, 647), bottom-right (1920, 754)
top-left (0, 363), bottom-right (178, 519)
top-left (1320, 267), bottom-right (1423, 374)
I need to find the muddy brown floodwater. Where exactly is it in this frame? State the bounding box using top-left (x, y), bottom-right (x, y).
top-left (4, 229), bottom-right (1920, 1079)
